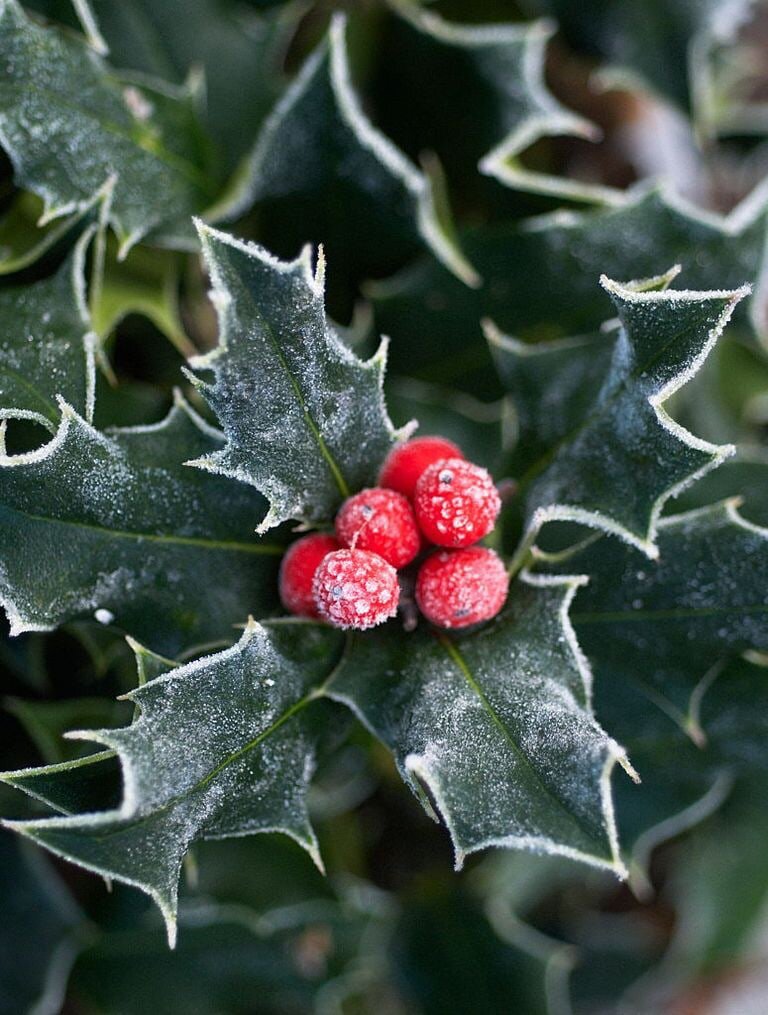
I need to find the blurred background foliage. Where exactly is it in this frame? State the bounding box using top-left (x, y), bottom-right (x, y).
top-left (3, 0), bottom-right (768, 1012)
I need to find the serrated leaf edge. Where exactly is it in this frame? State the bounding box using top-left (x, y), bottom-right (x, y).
top-left (505, 279), bottom-right (748, 568)
top-left (1, 620), bottom-right (328, 947)
top-left (185, 220), bottom-right (414, 532)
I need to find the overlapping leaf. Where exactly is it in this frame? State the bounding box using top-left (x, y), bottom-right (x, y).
top-left (496, 273), bottom-right (747, 559)
top-left (2, 620), bottom-right (345, 944)
top-left (374, 2), bottom-right (613, 203)
top-left (187, 223), bottom-right (409, 532)
top-left (0, 393), bottom-right (281, 653)
top-left (328, 573), bottom-right (634, 876)
top-left (373, 185), bottom-right (768, 394)
top-left (544, 501), bottom-right (768, 859)
top-left (0, 0), bottom-right (220, 254)
top-left (0, 226), bottom-right (96, 423)
top-left (233, 14), bottom-right (477, 286)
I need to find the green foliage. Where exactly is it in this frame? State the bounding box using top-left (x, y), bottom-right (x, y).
top-left (1, 0), bottom-right (768, 1011)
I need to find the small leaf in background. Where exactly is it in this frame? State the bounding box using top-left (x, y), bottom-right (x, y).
top-left (187, 223), bottom-right (408, 531)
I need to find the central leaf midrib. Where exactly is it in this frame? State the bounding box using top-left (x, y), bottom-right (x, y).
top-left (0, 362), bottom-right (61, 418)
top-left (438, 633), bottom-right (606, 851)
top-left (90, 636), bottom-right (350, 840)
top-left (250, 301), bottom-right (351, 499)
top-left (1, 503), bottom-right (282, 555)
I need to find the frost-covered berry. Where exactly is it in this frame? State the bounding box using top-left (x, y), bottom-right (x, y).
top-left (313, 549), bottom-right (399, 630)
top-left (379, 436), bottom-right (464, 500)
top-left (414, 458), bottom-right (501, 547)
top-left (335, 487), bottom-right (420, 568)
top-left (279, 533), bottom-right (340, 618)
top-left (416, 547), bottom-right (508, 629)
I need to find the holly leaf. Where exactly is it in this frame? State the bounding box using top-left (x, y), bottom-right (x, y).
top-left (1, 619), bottom-right (345, 945)
top-left (0, 0), bottom-right (220, 255)
top-left (327, 573), bottom-right (634, 876)
top-left (0, 393), bottom-right (281, 654)
top-left (0, 226), bottom-right (96, 424)
top-left (187, 223), bottom-right (410, 532)
top-left (232, 14), bottom-right (478, 287)
top-left (372, 185), bottom-right (768, 394)
top-left (543, 500), bottom-right (768, 864)
top-left (373, 2), bottom-right (612, 204)
top-left (494, 273), bottom-right (747, 560)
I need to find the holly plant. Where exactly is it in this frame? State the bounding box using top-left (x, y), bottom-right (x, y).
top-left (2, 1), bottom-right (768, 1012)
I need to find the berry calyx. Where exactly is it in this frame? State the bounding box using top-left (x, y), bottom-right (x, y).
top-left (415, 547), bottom-right (509, 629)
top-left (279, 533), bottom-right (340, 618)
top-left (414, 458), bottom-right (501, 548)
top-left (313, 549), bottom-right (399, 630)
top-left (379, 436), bottom-right (464, 500)
top-left (335, 487), bottom-right (420, 568)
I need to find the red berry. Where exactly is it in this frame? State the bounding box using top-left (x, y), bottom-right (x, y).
top-left (416, 547), bottom-right (508, 629)
top-left (335, 487), bottom-right (420, 568)
top-left (279, 533), bottom-right (340, 618)
top-left (379, 436), bottom-right (464, 499)
top-left (414, 458), bottom-right (500, 547)
top-left (313, 549), bottom-right (399, 630)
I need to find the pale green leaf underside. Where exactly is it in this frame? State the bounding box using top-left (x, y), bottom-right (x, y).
top-left (232, 13), bottom-right (477, 286)
top-left (0, 0), bottom-right (218, 254)
top-left (188, 223), bottom-right (407, 531)
top-left (499, 275), bottom-right (748, 561)
top-left (328, 574), bottom-right (631, 875)
top-left (0, 226), bottom-right (96, 423)
top-left (0, 395), bottom-right (280, 654)
top-left (2, 620), bottom-right (345, 945)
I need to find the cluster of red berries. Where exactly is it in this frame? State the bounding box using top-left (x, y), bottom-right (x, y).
top-left (279, 437), bottom-right (509, 630)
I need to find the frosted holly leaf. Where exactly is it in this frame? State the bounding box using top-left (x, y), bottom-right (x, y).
top-left (0, 0), bottom-right (220, 256)
top-left (485, 265), bottom-right (681, 477)
top-left (186, 223), bottom-right (410, 532)
top-left (562, 500), bottom-right (768, 729)
top-left (328, 573), bottom-right (635, 875)
top-left (547, 500), bottom-right (768, 865)
top-left (372, 185), bottom-right (768, 395)
top-left (501, 273), bottom-right (748, 561)
top-left (0, 392), bottom-right (282, 654)
top-left (64, 0), bottom-right (301, 176)
top-left (232, 13), bottom-right (477, 286)
top-left (0, 226), bottom-right (96, 424)
top-left (375, 2), bottom-right (614, 204)
top-left (1, 619), bottom-right (345, 945)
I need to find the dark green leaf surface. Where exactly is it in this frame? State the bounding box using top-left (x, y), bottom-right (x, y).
top-left (82, 0), bottom-right (298, 174)
top-left (328, 574), bottom-right (633, 876)
top-left (0, 227), bottom-right (96, 423)
top-left (377, 2), bottom-right (612, 203)
top-left (0, 0), bottom-right (219, 253)
top-left (234, 14), bottom-right (478, 286)
top-left (0, 830), bottom-right (84, 1015)
top-left (548, 501), bottom-right (768, 855)
top-left (0, 394), bottom-right (281, 654)
top-left (502, 275), bottom-right (747, 558)
top-left (2, 620), bottom-right (345, 944)
top-left (372, 186), bottom-right (768, 394)
top-left (188, 223), bottom-right (408, 531)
